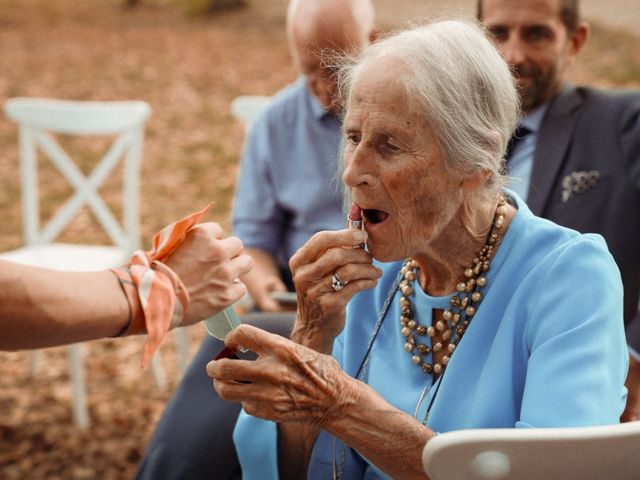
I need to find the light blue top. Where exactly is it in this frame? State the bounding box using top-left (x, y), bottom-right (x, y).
top-left (234, 193), bottom-right (628, 479)
top-left (232, 78), bottom-right (345, 271)
top-left (506, 104), bottom-right (548, 200)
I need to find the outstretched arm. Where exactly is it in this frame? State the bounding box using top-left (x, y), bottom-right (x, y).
top-left (0, 261), bottom-right (131, 349)
top-left (0, 222), bottom-right (252, 351)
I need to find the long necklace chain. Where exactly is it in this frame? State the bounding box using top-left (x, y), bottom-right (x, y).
top-left (400, 197), bottom-right (507, 375)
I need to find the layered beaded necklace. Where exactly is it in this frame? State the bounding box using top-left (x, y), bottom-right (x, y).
top-left (399, 197), bottom-right (507, 375)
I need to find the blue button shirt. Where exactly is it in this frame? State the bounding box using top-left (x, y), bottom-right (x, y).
top-left (232, 78), bottom-right (345, 271)
top-left (506, 103), bottom-right (548, 200)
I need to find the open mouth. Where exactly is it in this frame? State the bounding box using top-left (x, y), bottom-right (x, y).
top-left (363, 208), bottom-right (389, 225)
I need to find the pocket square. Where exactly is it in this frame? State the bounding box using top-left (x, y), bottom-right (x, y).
top-left (561, 170), bottom-right (600, 203)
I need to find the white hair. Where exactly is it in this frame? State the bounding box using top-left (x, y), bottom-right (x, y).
top-left (339, 20), bottom-right (520, 200)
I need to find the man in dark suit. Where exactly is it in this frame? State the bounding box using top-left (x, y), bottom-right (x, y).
top-left (478, 0), bottom-right (640, 421)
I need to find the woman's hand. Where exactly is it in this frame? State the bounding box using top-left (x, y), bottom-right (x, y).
top-left (165, 222), bottom-right (253, 326)
top-left (207, 324), bottom-right (356, 427)
top-left (208, 324), bottom-right (434, 480)
top-left (289, 228), bottom-right (381, 352)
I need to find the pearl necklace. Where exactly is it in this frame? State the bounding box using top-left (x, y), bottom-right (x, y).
top-left (399, 197), bottom-right (507, 375)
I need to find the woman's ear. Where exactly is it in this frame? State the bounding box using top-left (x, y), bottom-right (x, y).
top-left (461, 170), bottom-right (489, 193)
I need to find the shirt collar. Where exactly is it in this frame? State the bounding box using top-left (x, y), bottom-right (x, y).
top-left (520, 102), bottom-right (549, 133)
top-left (300, 76), bottom-right (336, 121)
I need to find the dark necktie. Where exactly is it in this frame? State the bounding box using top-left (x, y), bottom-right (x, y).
top-left (505, 124), bottom-right (531, 164)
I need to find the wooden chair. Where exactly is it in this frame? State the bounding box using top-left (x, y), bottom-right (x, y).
top-left (422, 421), bottom-right (640, 480)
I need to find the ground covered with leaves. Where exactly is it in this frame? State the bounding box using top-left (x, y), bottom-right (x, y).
top-left (0, 0), bottom-right (639, 478)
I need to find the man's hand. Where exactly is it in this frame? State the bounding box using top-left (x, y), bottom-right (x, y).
top-left (252, 274), bottom-right (291, 312)
top-left (240, 247), bottom-right (292, 313)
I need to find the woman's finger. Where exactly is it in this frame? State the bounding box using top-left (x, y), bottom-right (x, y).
top-left (290, 228), bottom-right (368, 269)
top-left (222, 324), bottom-right (287, 357)
top-left (332, 261), bottom-right (381, 286)
top-left (292, 245), bottom-right (374, 286)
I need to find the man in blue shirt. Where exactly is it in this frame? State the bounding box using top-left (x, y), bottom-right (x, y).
top-left (234, 0), bottom-right (376, 312)
top-left (232, 81), bottom-right (345, 311)
top-left (478, 0), bottom-right (640, 421)
top-left (135, 1), bottom-right (376, 478)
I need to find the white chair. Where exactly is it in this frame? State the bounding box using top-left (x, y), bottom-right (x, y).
top-left (0, 97), bottom-right (165, 428)
top-left (422, 421), bottom-right (640, 480)
top-left (230, 95), bottom-right (272, 131)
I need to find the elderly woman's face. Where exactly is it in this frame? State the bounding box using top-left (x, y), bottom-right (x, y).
top-left (342, 62), bottom-right (464, 262)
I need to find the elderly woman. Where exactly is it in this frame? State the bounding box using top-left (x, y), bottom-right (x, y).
top-left (208, 20), bottom-right (627, 479)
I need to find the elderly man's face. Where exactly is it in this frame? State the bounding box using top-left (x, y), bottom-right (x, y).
top-left (341, 62), bottom-right (463, 262)
top-left (290, 15), bottom-right (370, 113)
top-left (481, 0), bottom-right (581, 113)
top-left (296, 47), bottom-right (340, 112)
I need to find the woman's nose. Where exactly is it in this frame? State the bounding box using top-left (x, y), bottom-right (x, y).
top-left (342, 146), bottom-right (373, 188)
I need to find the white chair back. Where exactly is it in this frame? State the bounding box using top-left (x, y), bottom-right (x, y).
top-left (5, 98), bottom-right (150, 253)
top-left (422, 421), bottom-right (640, 480)
top-left (230, 95), bottom-right (271, 130)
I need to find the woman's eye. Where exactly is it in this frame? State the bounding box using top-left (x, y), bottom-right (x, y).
top-left (383, 141), bottom-right (401, 153)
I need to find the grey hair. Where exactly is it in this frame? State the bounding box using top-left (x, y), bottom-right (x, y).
top-left (338, 19), bottom-right (520, 202)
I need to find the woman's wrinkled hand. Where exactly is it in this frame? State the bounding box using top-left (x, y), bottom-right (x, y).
top-left (207, 324), bottom-right (355, 427)
top-left (165, 222), bottom-right (253, 326)
top-left (289, 228), bottom-right (381, 351)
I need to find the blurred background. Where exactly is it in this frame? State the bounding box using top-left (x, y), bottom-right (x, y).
top-left (0, 0), bottom-right (638, 478)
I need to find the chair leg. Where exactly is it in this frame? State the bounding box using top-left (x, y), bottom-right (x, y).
top-left (175, 328), bottom-right (190, 378)
top-left (68, 344), bottom-right (90, 429)
top-left (150, 351), bottom-right (168, 391)
top-left (28, 350), bottom-right (43, 377)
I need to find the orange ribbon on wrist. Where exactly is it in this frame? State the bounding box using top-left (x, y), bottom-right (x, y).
top-left (111, 203), bottom-right (213, 368)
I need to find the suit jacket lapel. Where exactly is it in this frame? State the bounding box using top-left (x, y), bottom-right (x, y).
top-left (527, 85), bottom-right (583, 215)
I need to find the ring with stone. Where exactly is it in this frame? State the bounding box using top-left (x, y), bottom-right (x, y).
top-left (331, 272), bottom-right (347, 292)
